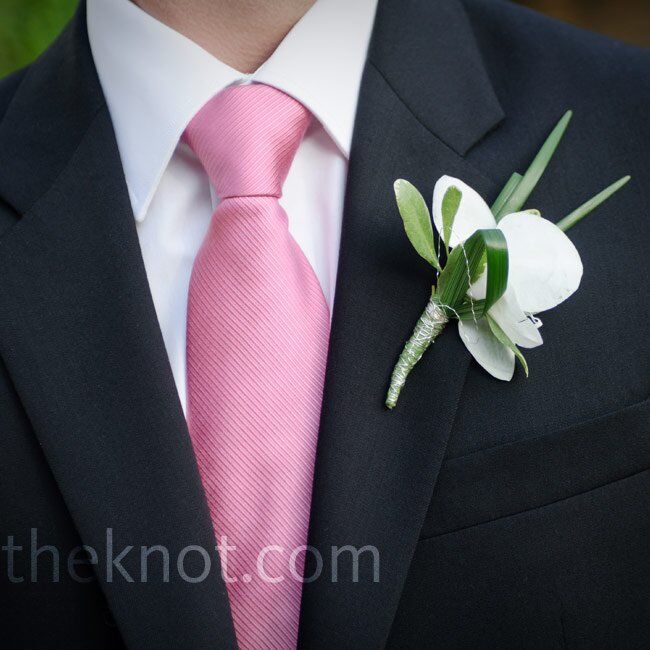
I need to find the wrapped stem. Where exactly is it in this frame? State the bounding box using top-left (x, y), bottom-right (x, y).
top-left (385, 294), bottom-right (449, 409)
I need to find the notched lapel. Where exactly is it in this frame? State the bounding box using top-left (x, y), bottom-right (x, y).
top-left (299, 1), bottom-right (504, 646)
top-left (0, 8), bottom-right (236, 649)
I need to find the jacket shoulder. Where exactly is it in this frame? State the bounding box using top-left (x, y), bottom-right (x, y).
top-left (460, 0), bottom-right (650, 179)
top-left (462, 0), bottom-right (650, 99)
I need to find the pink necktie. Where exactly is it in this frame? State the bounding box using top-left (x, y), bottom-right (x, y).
top-left (184, 84), bottom-right (330, 649)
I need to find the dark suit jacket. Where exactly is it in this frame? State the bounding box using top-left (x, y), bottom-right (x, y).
top-left (0, 0), bottom-right (648, 647)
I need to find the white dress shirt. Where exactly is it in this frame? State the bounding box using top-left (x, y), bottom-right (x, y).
top-left (87, 0), bottom-right (378, 412)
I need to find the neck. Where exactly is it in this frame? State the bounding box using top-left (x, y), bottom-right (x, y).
top-left (133, 0), bottom-right (316, 73)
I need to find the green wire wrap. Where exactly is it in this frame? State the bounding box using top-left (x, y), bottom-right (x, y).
top-left (385, 295), bottom-right (449, 409)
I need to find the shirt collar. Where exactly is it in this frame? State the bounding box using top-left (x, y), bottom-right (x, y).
top-left (87, 0), bottom-right (378, 222)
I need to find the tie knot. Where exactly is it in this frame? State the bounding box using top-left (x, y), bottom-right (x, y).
top-left (184, 84), bottom-right (311, 199)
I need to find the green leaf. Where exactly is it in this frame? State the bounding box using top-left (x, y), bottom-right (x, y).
top-left (441, 185), bottom-right (462, 252)
top-left (394, 179), bottom-right (441, 271)
top-left (437, 229), bottom-right (508, 316)
top-left (495, 110), bottom-right (573, 219)
top-left (487, 315), bottom-right (529, 376)
top-left (556, 175), bottom-right (631, 232)
top-left (491, 172), bottom-right (522, 220)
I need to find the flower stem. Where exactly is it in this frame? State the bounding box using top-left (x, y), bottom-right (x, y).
top-left (385, 293), bottom-right (449, 409)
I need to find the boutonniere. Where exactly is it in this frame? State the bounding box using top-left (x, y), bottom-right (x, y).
top-left (386, 111), bottom-right (630, 409)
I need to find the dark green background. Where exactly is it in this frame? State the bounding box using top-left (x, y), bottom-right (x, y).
top-left (0, 0), bottom-right (648, 79)
top-left (0, 0), bottom-right (77, 77)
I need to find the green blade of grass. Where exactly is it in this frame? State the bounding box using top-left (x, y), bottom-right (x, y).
top-left (491, 172), bottom-right (522, 220)
top-left (496, 110), bottom-right (573, 219)
top-left (556, 176), bottom-right (631, 232)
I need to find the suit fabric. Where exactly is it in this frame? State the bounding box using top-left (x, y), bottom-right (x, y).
top-left (0, 0), bottom-right (648, 647)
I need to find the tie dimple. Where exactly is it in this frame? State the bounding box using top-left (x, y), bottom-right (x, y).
top-left (184, 84), bottom-right (329, 650)
top-left (185, 83), bottom-right (312, 198)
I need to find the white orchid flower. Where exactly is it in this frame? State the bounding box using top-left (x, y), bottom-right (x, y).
top-left (431, 176), bottom-right (583, 380)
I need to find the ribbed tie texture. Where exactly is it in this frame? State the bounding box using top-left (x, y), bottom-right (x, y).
top-left (184, 84), bottom-right (330, 649)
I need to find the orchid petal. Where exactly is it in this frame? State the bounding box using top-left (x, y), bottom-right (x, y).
top-left (489, 286), bottom-right (543, 349)
top-left (498, 212), bottom-right (583, 313)
top-left (433, 176), bottom-right (496, 247)
top-left (465, 273), bottom-right (542, 348)
top-left (458, 318), bottom-right (515, 381)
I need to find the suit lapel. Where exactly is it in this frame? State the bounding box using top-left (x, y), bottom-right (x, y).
top-left (0, 7), bottom-right (236, 649)
top-left (299, 0), bottom-right (504, 646)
